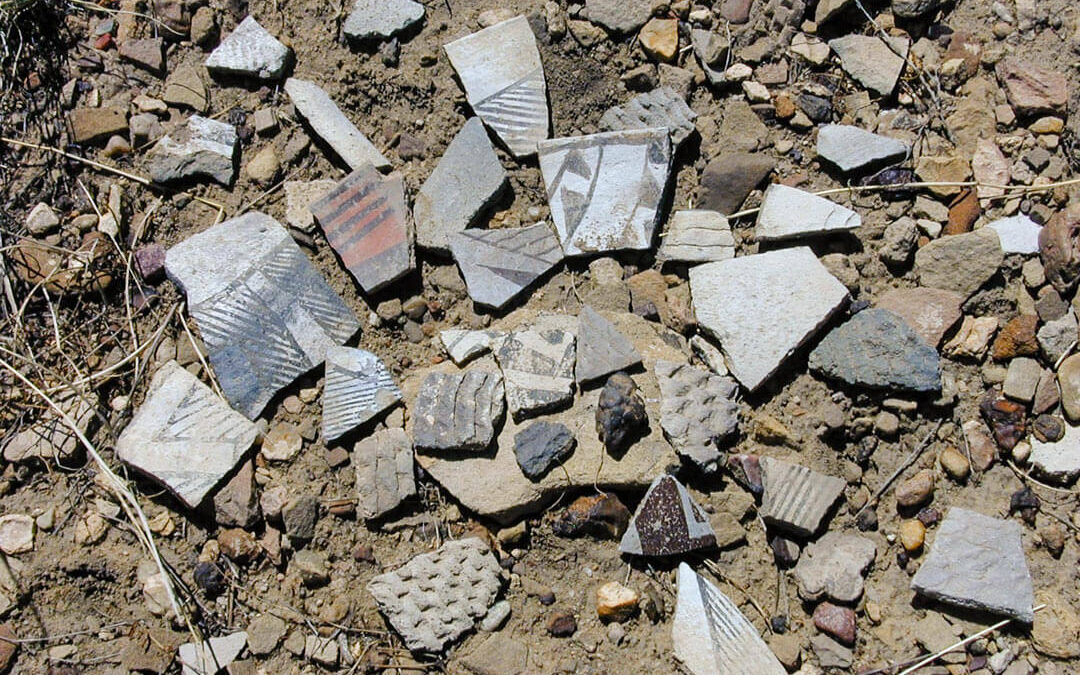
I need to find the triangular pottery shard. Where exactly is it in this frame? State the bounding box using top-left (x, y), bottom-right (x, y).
top-left (673, 563), bottom-right (787, 675)
top-left (444, 16), bottom-right (550, 157)
top-left (619, 474), bottom-right (716, 556)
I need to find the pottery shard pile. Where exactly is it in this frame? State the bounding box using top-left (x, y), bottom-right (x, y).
top-left (415, 117), bottom-right (507, 252)
top-left (444, 16), bottom-right (549, 158)
top-left (599, 86), bottom-right (698, 149)
top-left (322, 346), bottom-right (401, 441)
top-left (354, 428), bottom-right (415, 519)
top-left (116, 361), bottom-right (259, 508)
top-left (309, 163), bottom-right (414, 294)
top-left (368, 538), bottom-right (502, 653)
top-left (755, 184), bottom-right (861, 241)
top-left (575, 305), bottom-right (641, 385)
top-left (655, 361), bottom-right (739, 474)
top-left (284, 78), bottom-right (391, 171)
top-left (539, 127), bottom-right (671, 256)
top-left (205, 16), bottom-right (291, 80)
top-left (689, 247), bottom-right (849, 392)
top-left (165, 212), bottom-right (360, 419)
top-left (759, 457), bottom-right (845, 537)
top-left (656, 210), bottom-right (735, 264)
top-left (619, 474), bottom-right (716, 556)
top-left (449, 222), bottom-right (564, 310)
top-left (673, 563), bottom-right (787, 675)
top-left (494, 328), bottom-right (576, 420)
top-left (911, 508), bottom-right (1035, 622)
top-left (412, 371), bottom-right (505, 451)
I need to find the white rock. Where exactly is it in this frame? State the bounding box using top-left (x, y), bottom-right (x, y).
top-left (988, 215), bottom-right (1041, 254)
top-left (179, 631), bottom-right (248, 675)
top-left (816, 124), bottom-right (909, 173)
top-left (755, 184), bottom-right (861, 241)
top-left (205, 17), bottom-right (290, 80)
top-left (689, 247), bottom-right (849, 391)
top-left (344, 0), bottom-right (424, 40)
top-left (1030, 419), bottom-right (1080, 484)
top-left (444, 16), bottom-right (549, 157)
top-left (673, 563), bottom-right (787, 675)
top-left (0, 515), bottom-right (35, 554)
top-left (26, 202), bottom-right (60, 235)
top-left (284, 78), bottom-right (391, 171)
top-left (742, 80), bottom-right (770, 102)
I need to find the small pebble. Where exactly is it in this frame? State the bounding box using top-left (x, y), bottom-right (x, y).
top-left (899, 519), bottom-right (926, 553)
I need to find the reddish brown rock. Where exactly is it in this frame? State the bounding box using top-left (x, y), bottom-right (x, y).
top-left (813, 602), bottom-right (856, 645)
top-left (980, 388), bottom-right (1027, 451)
top-left (218, 528), bottom-right (260, 564)
top-left (546, 611), bottom-right (577, 637)
top-left (962, 421), bottom-right (997, 472)
top-left (551, 494), bottom-right (631, 539)
top-left (1033, 369), bottom-right (1061, 415)
top-left (1039, 204), bottom-right (1080, 295)
top-left (895, 469), bottom-right (935, 508)
top-left (0, 623), bottom-right (16, 673)
top-left (991, 315), bottom-right (1040, 361)
top-left (944, 188), bottom-right (980, 235)
top-left (996, 57), bottom-right (1068, 117)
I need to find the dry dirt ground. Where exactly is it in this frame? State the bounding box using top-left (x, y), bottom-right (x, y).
top-left (1, 0), bottom-right (1080, 672)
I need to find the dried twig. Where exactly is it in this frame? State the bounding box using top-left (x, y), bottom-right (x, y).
top-left (856, 420), bottom-right (942, 517)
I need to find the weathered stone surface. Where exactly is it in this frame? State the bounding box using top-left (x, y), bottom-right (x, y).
top-left (148, 115), bottom-right (238, 186)
top-left (459, 633), bottom-right (529, 674)
top-left (344, 0), bottom-right (424, 40)
top-left (179, 631), bottom-right (247, 675)
top-left (212, 460), bottom-right (259, 528)
top-left (284, 78), bottom-right (390, 171)
top-left (875, 288), bottom-right (962, 348)
top-left (444, 16), bottom-right (549, 157)
top-left (673, 563), bottom-right (787, 675)
top-left (915, 155), bottom-right (972, 197)
top-left (368, 538), bottom-right (502, 653)
top-left (809, 308), bottom-right (941, 392)
top-left (412, 371), bottom-right (505, 451)
top-left (1030, 420), bottom-right (1080, 484)
top-left (914, 227), bottom-right (1004, 299)
top-left (513, 421), bottom-right (575, 479)
top-left (494, 328), bottom-right (575, 420)
top-left (3, 388), bottom-right (96, 463)
top-left (69, 107), bottom-right (128, 145)
top-left (539, 128), bottom-right (670, 256)
top-left (575, 305), bottom-right (641, 385)
top-left (1003, 357), bottom-right (1042, 404)
top-left (1040, 204), bottom-right (1080, 294)
top-left (657, 210), bottom-right (734, 264)
top-left (284, 180), bottom-right (336, 232)
top-left (584, 0), bottom-right (652, 33)
top-left (119, 37), bottom-right (165, 74)
top-left (690, 28), bottom-right (728, 85)
top-left (972, 138), bottom-right (1010, 199)
top-left (989, 215), bottom-right (1041, 255)
top-left (911, 508), bottom-right (1034, 622)
top-left (414, 117), bottom-right (507, 252)
top-left (760, 457), bottom-right (845, 537)
top-left (698, 152), bottom-right (774, 215)
top-left (794, 532), bottom-right (876, 603)
top-left (655, 361), bottom-right (738, 473)
top-left (412, 318), bottom-right (681, 523)
top-left (163, 65), bottom-right (209, 113)
top-left (310, 164), bottom-right (414, 293)
top-left (354, 428), bottom-right (415, 519)
top-left (690, 247), bottom-right (849, 392)
top-left (322, 346), bottom-right (401, 440)
top-left (620, 475), bottom-right (716, 556)
top-left (449, 223), bottom-right (563, 310)
top-left (996, 57), bottom-right (1068, 117)
top-left (205, 17), bottom-right (290, 80)
top-left (166, 213), bottom-right (360, 418)
top-left (599, 87), bottom-right (697, 149)
top-left (0, 515), bottom-right (33, 555)
top-left (828, 35), bottom-right (909, 96)
top-left (755, 184), bottom-right (861, 241)
top-left (117, 361), bottom-right (259, 509)
top-left (945, 315), bottom-right (999, 360)
top-left (816, 124), bottom-right (909, 174)
top-left (893, 0), bottom-right (939, 17)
